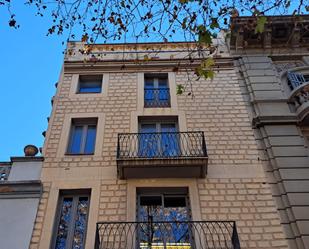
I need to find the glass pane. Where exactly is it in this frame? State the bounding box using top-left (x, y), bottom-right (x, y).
top-left (163, 196), bottom-right (190, 245)
top-left (161, 124), bottom-right (180, 157)
top-left (144, 78), bottom-right (154, 89)
top-left (138, 196), bottom-right (164, 246)
top-left (158, 79), bottom-right (169, 104)
top-left (144, 78), bottom-right (155, 106)
top-left (55, 198), bottom-right (74, 249)
top-left (139, 124), bottom-right (158, 157)
top-left (72, 197), bottom-right (89, 249)
top-left (138, 194), bottom-right (191, 248)
top-left (158, 78), bottom-right (168, 88)
top-left (84, 125), bottom-right (96, 154)
top-left (69, 126), bottom-right (83, 154)
top-left (79, 81), bottom-right (102, 93)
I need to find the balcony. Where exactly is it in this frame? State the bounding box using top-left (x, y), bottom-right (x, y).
top-left (95, 221), bottom-right (241, 249)
top-left (144, 88), bottom-right (171, 108)
top-left (0, 163), bottom-right (11, 181)
top-left (287, 71), bottom-right (309, 123)
top-left (116, 132), bottom-right (208, 179)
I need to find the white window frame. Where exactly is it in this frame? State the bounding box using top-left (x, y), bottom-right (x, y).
top-left (66, 118), bottom-right (97, 155)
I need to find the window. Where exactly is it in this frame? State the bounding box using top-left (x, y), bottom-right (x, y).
top-left (78, 75), bottom-right (102, 93)
top-left (138, 118), bottom-right (180, 157)
top-left (144, 74), bottom-right (170, 107)
top-left (52, 190), bottom-right (90, 249)
top-left (137, 187), bottom-right (191, 247)
top-left (67, 118), bottom-right (97, 155)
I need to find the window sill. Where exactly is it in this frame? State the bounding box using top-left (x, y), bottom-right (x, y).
top-left (65, 153), bottom-right (95, 156)
top-left (76, 92), bottom-right (102, 94)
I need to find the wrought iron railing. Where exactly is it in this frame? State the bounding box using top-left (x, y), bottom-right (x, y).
top-left (95, 221), bottom-right (241, 249)
top-left (117, 132), bottom-right (207, 159)
top-left (144, 88), bottom-right (171, 108)
top-left (0, 164), bottom-right (11, 180)
top-left (287, 71), bottom-right (309, 90)
top-left (287, 71), bottom-right (309, 110)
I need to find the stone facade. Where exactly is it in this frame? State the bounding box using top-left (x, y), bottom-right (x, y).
top-left (232, 15), bottom-right (309, 249)
top-left (28, 40), bottom-right (292, 249)
top-left (0, 156), bottom-right (43, 249)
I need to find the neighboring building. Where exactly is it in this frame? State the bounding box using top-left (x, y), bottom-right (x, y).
top-left (0, 147), bottom-right (43, 249)
top-left (231, 15), bottom-right (309, 249)
top-left (27, 31), bottom-right (292, 249)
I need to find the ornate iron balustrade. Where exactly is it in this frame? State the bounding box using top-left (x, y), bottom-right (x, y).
top-left (287, 71), bottom-right (309, 90)
top-left (95, 221), bottom-right (241, 249)
top-left (0, 164), bottom-right (11, 180)
top-left (144, 88), bottom-right (171, 108)
top-left (117, 132), bottom-right (207, 159)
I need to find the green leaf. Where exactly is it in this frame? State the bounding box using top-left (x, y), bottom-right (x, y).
top-left (176, 84), bottom-right (185, 95)
top-left (203, 58), bottom-right (215, 68)
top-left (198, 29), bottom-right (212, 45)
top-left (195, 58), bottom-right (215, 80)
top-left (255, 16), bottom-right (267, 34)
top-left (206, 70), bottom-right (215, 79)
top-left (210, 18), bottom-right (219, 29)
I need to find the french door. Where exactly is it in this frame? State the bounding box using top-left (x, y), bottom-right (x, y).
top-left (137, 189), bottom-right (193, 249)
top-left (52, 192), bottom-right (90, 249)
top-left (138, 122), bottom-right (180, 157)
top-left (144, 75), bottom-right (170, 107)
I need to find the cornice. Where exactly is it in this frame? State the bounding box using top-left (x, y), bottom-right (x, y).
top-left (10, 156), bottom-right (44, 162)
top-left (252, 115), bottom-right (299, 128)
top-left (63, 57), bottom-right (234, 72)
top-left (0, 180), bottom-right (42, 198)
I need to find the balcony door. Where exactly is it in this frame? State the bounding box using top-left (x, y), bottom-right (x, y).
top-left (138, 122), bottom-right (180, 158)
top-left (137, 188), bottom-right (193, 249)
top-left (144, 74), bottom-right (170, 107)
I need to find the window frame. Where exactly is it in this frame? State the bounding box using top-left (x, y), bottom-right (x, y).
top-left (138, 119), bottom-right (179, 133)
top-left (144, 73), bottom-right (170, 108)
top-left (138, 118), bottom-right (180, 157)
top-left (77, 75), bottom-right (103, 94)
top-left (66, 118), bottom-right (97, 155)
top-left (51, 190), bottom-right (91, 249)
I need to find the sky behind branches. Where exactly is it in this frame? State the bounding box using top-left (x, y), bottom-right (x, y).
top-left (0, 1), bottom-right (306, 160)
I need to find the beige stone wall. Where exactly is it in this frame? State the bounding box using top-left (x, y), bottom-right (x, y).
top-left (30, 52), bottom-right (288, 249)
top-left (176, 70), bottom-right (260, 167)
top-left (29, 182), bottom-right (52, 249)
top-left (197, 178), bottom-right (287, 248)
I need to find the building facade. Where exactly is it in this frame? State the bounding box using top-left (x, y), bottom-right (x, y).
top-left (27, 16), bottom-right (309, 249)
top-left (28, 42), bottom-right (289, 249)
top-left (0, 150), bottom-right (43, 249)
top-left (231, 15), bottom-right (309, 249)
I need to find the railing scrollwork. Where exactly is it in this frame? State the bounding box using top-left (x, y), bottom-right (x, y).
top-left (95, 221), bottom-right (241, 249)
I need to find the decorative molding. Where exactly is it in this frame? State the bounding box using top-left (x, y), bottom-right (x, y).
top-left (63, 57), bottom-right (234, 72)
top-left (10, 156), bottom-right (44, 162)
top-left (230, 15), bottom-right (309, 53)
top-left (0, 180), bottom-right (42, 198)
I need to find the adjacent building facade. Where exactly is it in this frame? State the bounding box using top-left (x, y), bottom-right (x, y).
top-left (0, 153), bottom-right (43, 249)
top-left (231, 15), bottom-right (309, 249)
top-left (24, 15), bottom-right (309, 249)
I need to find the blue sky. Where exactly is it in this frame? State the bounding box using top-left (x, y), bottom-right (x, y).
top-left (0, 4), bottom-right (65, 160)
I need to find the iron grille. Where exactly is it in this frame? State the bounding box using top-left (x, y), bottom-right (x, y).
top-left (117, 132), bottom-right (207, 159)
top-left (95, 221), bottom-right (241, 249)
top-left (144, 88), bottom-right (171, 108)
top-left (0, 165), bottom-right (11, 180)
top-left (287, 71), bottom-right (307, 90)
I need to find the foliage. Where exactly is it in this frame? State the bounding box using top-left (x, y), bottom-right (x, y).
top-left (1, 0), bottom-right (307, 94)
